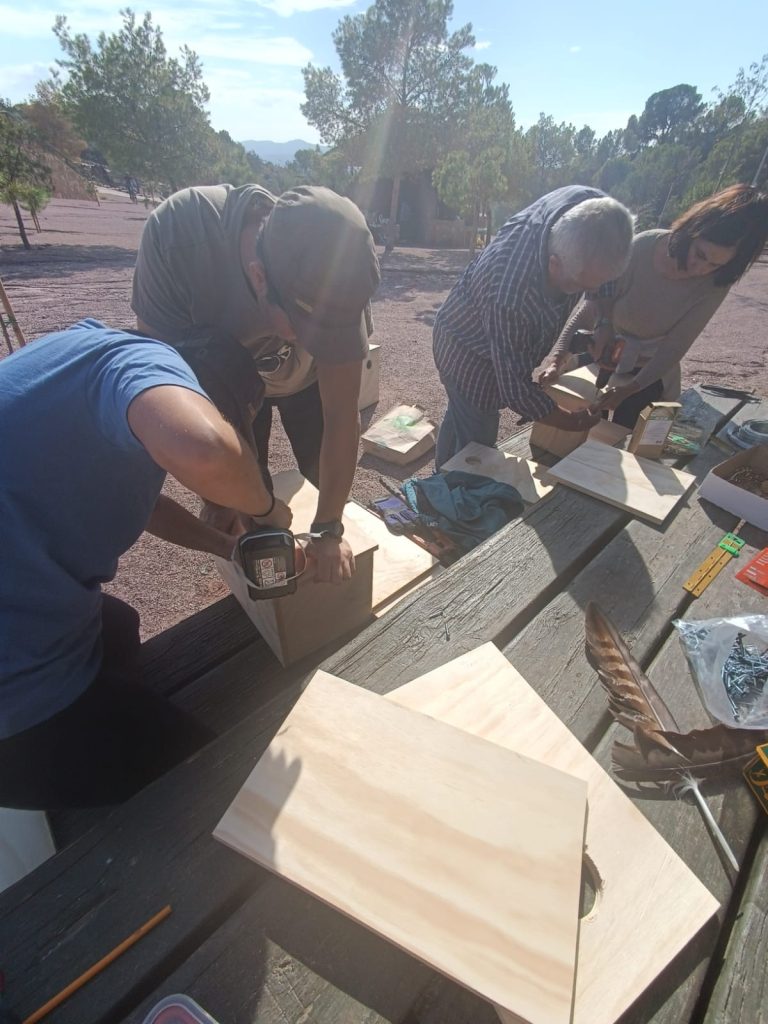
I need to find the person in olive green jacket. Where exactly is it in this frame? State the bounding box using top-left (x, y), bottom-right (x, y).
top-left (133, 184), bottom-right (380, 583)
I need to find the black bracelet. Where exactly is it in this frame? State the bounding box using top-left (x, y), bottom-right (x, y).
top-left (254, 492), bottom-right (275, 518)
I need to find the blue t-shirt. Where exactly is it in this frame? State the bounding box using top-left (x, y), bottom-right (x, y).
top-left (0, 320), bottom-right (208, 738)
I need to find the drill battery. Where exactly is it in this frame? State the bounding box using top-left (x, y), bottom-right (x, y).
top-left (236, 528), bottom-right (303, 600)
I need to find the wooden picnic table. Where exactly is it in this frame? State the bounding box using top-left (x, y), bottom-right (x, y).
top-left (1, 386), bottom-right (767, 1024)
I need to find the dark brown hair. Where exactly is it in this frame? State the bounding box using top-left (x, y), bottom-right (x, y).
top-left (667, 183), bottom-right (768, 286)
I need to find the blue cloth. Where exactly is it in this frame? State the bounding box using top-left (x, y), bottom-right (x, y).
top-left (433, 186), bottom-right (604, 419)
top-left (435, 376), bottom-right (500, 468)
top-left (0, 319), bottom-right (207, 738)
top-left (402, 471), bottom-right (524, 552)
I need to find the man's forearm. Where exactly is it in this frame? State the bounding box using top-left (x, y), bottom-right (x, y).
top-left (550, 300), bottom-right (596, 358)
top-left (146, 494), bottom-right (236, 558)
top-left (315, 415), bottom-right (359, 521)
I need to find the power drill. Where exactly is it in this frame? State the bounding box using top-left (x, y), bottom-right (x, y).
top-left (572, 328), bottom-right (625, 371)
top-left (235, 528), bottom-right (306, 600)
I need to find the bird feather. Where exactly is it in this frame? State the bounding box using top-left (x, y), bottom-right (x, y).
top-left (584, 602), bottom-right (767, 872)
top-left (584, 602), bottom-right (678, 732)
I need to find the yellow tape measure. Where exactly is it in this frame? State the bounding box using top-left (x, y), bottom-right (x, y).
top-left (683, 523), bottom-right (746, 597)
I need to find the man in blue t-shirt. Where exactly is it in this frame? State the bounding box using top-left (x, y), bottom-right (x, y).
top-left (0, 319), bottom-right (291, 809)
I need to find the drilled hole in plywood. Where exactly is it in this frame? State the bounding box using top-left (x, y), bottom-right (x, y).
top-left (580, 853), bottom-right (603, 919)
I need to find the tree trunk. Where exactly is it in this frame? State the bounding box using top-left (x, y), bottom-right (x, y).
top-left (468, 200), bottom-right (480, 257)
top-left (12, 200), bottom-right (30, 250)
top-left (385, 174), bottom-right (401, 252)
top-left (484, 203), bottom-right (493, 247)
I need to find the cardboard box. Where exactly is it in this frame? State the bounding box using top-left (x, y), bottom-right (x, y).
top-left (627, 402), bottom-right (680, 459)
top-left (361, 403), bottom-right (436, 465)
top-left (358, 343), bottom-right (381, 410)
top-left (698, 444), bottom-right (768, 529)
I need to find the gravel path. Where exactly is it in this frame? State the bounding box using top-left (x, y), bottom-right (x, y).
top-left (2, 192), bottom-right (766, 637)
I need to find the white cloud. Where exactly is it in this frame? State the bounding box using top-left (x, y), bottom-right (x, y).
top-left (254, 0), bottom-right (356, 16)
top-left (192, 35), bottom-right (312, 65)
top-left (0, 6), bottom-right (69, 38)
top-left (569, 45), bottom-right (582, 53)
top-left (474, 41), bottom-right (491, 51)
top-left (0, 62), bottom-right (50, 95)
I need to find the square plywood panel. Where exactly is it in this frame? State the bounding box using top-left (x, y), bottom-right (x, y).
top-left (440, 442), bottom-right (555, 505)
top-left (546, 440), bottom-right (695, 524)
top-left (215, 672), bottom-right (588, 1024)
top-left (389, 645), bottom-right (719, 1024)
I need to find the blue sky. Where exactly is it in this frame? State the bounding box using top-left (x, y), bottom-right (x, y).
top-left (1, 0), bottom-right (766, 144)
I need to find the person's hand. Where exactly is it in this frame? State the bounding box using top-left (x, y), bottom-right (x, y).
top-left (594, 385), bottom-right (636, 412)
top-left (252, 497), bottom-right (293, 531)
top-left (538, 406), bottom-right (602, 432)
top-left (590, 324), bottom-right (618, 367)
top-left (306, 536), bottom-right (355, 584)
top-left (536, 353), bottom-right (569, 385)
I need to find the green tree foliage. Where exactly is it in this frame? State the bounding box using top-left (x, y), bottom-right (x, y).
top-left (53, 8), bottom-right (212, 189)
top-left (432, 66), bottom-right (516, 252)
top-left (302, 0), bottom-right (477, 223)
top-left (17, 82), bottom-right (85, 163)
top-left (0, 101), bottom-right (52, 248)
top-left (637, 84), bottom-right (705, 144)
top-left (524, 114), bottom-right (577, 195)
top-left (203, 130), bottom-right (252, 186)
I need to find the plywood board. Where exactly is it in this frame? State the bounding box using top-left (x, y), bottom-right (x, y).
top-left (530, 420), bottom-right (590, 458)
top-left (588, 419), bottom-right (631, 447)
top-left (216, 672), bottom-right (588, 1024)
top-left (358, 343), bottom-right (381, 410)
top-left (440, 442), bottom-right (555, 505)
top-left (389, 644), bottom-right (719, 1024)
top-left (273, 475), bottom-right (437, 607)
top-left (343, 500), bottom-right (439, 608)
top-left (543, 364), bottom-right (599, 411)
top-left (546, 439), bottom-right (695, 525)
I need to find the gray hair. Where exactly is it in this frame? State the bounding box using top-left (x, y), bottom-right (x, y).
top-left (549, 197), bottom-right (634, 277)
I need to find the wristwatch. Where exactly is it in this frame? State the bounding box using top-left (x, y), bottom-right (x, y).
top-left (309, 519), bottom-right (345, 540)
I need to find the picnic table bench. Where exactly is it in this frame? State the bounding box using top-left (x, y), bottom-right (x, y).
top-left (1, 386), bottom-right (767, 1024)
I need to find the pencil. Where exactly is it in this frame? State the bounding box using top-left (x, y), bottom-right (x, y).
top-left (22, 904), bottom-right (172, 1024)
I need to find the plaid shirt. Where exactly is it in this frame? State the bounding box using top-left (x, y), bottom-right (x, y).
top-left (433, 186), bottom-right (605, 420)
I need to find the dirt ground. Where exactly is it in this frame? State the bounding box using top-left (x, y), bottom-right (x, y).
top-left (2, 190), bottom-right (767, 637)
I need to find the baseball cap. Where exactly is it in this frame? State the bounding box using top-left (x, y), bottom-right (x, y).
top-left (260, 186), bottom-right (381, 360)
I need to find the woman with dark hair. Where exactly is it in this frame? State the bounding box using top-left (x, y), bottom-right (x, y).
top-left (541, 184), bottom-right (768, 427)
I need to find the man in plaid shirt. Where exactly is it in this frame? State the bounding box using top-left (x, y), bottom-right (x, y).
top-left (433, 186), bottom-right (634, 466)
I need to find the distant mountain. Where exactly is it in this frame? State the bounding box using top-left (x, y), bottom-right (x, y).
top-left (240, 139), bottom-right (328, 165)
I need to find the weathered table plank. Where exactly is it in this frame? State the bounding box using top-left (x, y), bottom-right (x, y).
top-left (502, 432), bottom-right (746, 748)
top-left (324, 391), bottom-right (739, 690)
top-left (140, 595), bottom-right (258, 697)
top-left (704, 828), bottom-right (768, 1024)
top-left (584, 539), bottom-right (767, 1024)
top-left (123, 881), bottom-right (433, 1024)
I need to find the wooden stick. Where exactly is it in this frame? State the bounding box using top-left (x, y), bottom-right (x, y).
top-left (0, 276), bottom-right (26, 349)
top-left (21, 905), bottom-right (172, 1024)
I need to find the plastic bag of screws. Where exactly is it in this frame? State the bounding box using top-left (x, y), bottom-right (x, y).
top-left (674, 615), bottom-right (768, 729)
